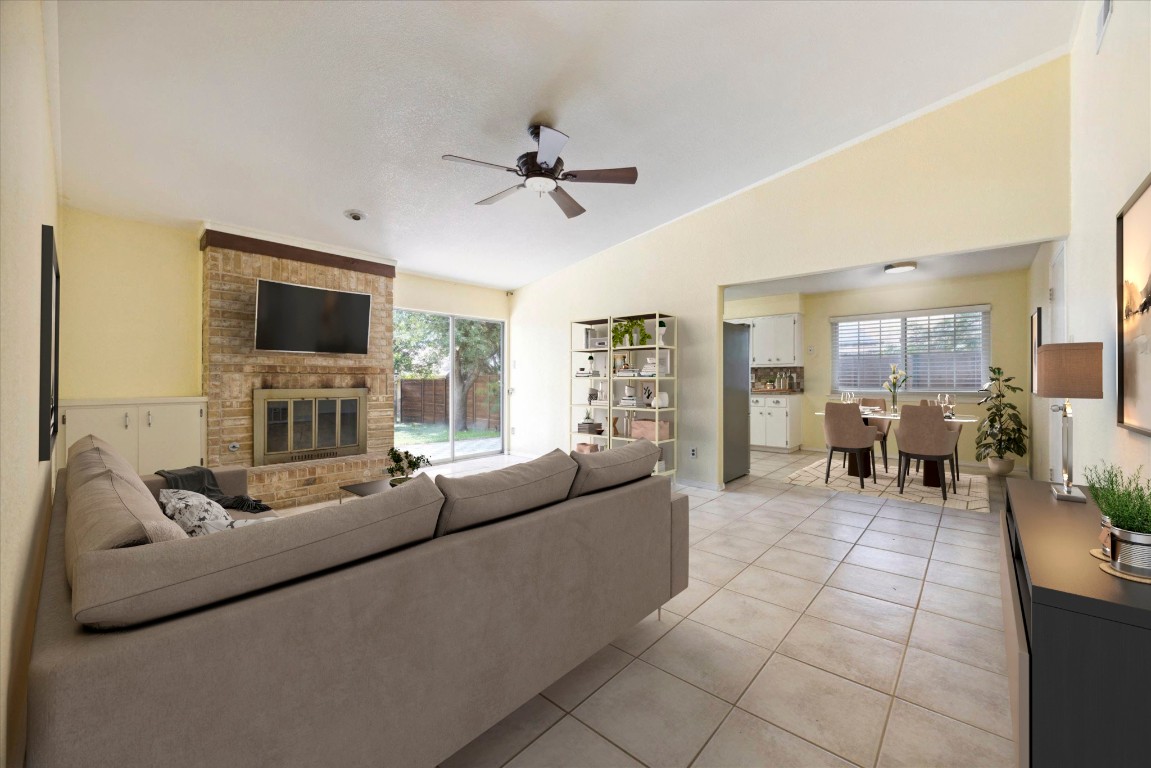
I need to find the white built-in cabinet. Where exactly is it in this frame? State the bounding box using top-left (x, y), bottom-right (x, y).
top-left (58, 397), bottom-right (207, 474)
top-left (749, 394), bottom-right (802, 451)
top-left (750, 314), bottom-right (803, 366)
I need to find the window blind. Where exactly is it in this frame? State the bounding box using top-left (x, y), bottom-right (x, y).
top-left (831, 307), bottom-right (991, 392)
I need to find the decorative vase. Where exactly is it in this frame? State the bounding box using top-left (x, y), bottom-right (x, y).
top-left (987, 457), bottom-right (1015, 476)
top-left (1100, 515), bottom-right (1112, 558)
top-left (1109, 525), bottom-right (1151, 577)
top-left (657, 327), bottom-right (666, 345)
top-left (656, 392), bottom-right (669, 408)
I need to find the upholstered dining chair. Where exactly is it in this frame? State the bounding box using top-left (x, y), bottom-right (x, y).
top-left (894, 404), bottom-right (960, 500)
top-left (823, 402), bottom-right (877, 490)
top-left (859, 397), bottom-right (889, 473)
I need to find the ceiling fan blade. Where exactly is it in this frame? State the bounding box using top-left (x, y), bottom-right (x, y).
top-left (548, 186), bottom-right (586, 219)
top-left (475, 184), bottom-right (524, 205)
top-left (535, 126), bottom-right (569, 169)
top-left (443, 154), bottom-right (518, 173)
top-left (561, 167), bottom-right (638, 184)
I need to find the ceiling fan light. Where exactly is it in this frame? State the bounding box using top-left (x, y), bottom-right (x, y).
top-left (884, 261), bottom-right (917, 274)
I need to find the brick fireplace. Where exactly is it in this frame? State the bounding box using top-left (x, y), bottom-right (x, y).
top-left (201, 233), bottom-right (396, 507)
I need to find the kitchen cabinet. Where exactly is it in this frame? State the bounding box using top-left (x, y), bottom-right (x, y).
top-left (750, 395), bottom-right (802, 451)
top-left (749, 314), bottom-right (803, 366)
top-left (59, 398), bottom-right (207, 474)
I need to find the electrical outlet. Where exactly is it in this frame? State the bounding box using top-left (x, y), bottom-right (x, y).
top-left (690, 447), bottom-right (697, 458)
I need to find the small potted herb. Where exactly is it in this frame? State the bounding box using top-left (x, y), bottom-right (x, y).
top-left (386, 447), bottom-right (431, 487)
top-left (1085, 462), bottom-right (1151, 577)
top-left (975, 366), bottom-right (1027, 476)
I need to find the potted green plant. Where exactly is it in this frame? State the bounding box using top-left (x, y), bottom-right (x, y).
top-left (611, 318), bottom-right (651, 348)
top-left (1085, 462), bottom-right (1151, 577)
top-left (386, 446), bottom-right (431, 487)
top-left (974, 366), bottom-right (1027, 476)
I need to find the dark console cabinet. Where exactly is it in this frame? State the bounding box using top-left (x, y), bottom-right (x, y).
top-left (1003, 480), bottom-right (1151, 767)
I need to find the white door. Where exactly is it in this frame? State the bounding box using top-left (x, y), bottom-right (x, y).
top-left (750, 319), bottom-right (772, 365)
top-left (772, 315), bottom-right (796, 365)
top-left (138, 403), bottom-right (204, 474)
top-left (1048, 243), bottom-right (1067, 482)
top-left (63, 406), bottom-right (140, 469)
top-left (764, 406), bottom-right (788, 447)
top-left (750, 402), bottom-right (767, 446)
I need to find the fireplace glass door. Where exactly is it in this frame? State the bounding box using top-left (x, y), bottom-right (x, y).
top-left (253, 388), bottom-right (368, 465)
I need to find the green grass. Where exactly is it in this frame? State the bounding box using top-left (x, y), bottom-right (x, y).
top-left (394, 423), bottom-right (501, 445)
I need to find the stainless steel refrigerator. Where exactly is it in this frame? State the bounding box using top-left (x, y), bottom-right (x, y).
top-left (723, 322), bottom-right (751, 483)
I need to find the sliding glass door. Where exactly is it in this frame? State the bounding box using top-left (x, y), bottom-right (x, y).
top-left (393, 309), bottom-right (503, 464)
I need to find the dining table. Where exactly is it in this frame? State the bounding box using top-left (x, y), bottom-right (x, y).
top-left (813, 407), bottom-right (979, 487)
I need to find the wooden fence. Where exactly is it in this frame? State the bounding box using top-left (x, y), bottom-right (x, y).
top-left (396, 375), bottom-right (500, 430)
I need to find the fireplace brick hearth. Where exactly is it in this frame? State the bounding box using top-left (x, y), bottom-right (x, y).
top-left (201, 245), bottom-right (395, 507)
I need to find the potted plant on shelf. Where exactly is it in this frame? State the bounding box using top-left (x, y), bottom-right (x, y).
top-left (975, 366), bottom-right (1027, 476)
top-left (386, 446), bottom-right (431, 487)
top-left (1085, 462), bottom-right (1151, 577)
top-left (882, 363), bottom-right (909, 410)
top-left (611, 318), bottom-right (651, 348)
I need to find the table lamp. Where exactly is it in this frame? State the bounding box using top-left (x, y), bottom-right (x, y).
top-left (1036, 342), bottom-right (1103, 502)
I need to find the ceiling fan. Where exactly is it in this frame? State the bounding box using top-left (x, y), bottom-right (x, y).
top-left (442, 125), bottom-right (638, 219)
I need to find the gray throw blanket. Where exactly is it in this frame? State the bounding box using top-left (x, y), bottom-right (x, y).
top-left (156, 466), bottom-right (272, 514)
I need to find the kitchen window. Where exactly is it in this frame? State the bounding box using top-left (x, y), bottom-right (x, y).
top-left (831, 305), bottom-right (991, 392)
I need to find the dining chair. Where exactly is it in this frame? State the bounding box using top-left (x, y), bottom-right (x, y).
top-left (894, 404), bottom-right (959, 500)
top-left (823, 402), bottom-right (877, 490)
top-left (859, 397), bottom-right (889, 473)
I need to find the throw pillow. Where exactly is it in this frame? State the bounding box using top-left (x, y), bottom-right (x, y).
top-left (159, 489), bottom-right (269, 537)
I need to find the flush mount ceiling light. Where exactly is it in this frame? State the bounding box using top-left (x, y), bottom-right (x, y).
top-left (884, 261), bottom-right (917, 274)
top-left (344, 209), bottom-right (366, 221)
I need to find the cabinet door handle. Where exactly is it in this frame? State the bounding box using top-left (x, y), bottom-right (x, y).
top-left (147, 410), bottom-right (153, 427)
top-left (124, 412), bottom-right (130, 429)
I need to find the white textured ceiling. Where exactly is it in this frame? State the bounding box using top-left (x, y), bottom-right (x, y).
top-left (724, 243), bottom-right (1043, 300)
top-left (55, 1), bottom-right (1080, 289)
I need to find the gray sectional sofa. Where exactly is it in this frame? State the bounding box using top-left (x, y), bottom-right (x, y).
top-left (27, 436), bottom-right (688, 767)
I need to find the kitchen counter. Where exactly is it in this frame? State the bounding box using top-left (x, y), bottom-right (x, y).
top-left (751, 390), bottom-right (803, 395)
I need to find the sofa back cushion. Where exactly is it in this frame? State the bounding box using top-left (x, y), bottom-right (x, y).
top-left (64, 469), bottom-right (188, 587)
top-left (434, 449), bottom-right (577, 536)
top-left (70, 472), bottom-right (445, 628)
top-left (567, 438), bottom-right (661, 498)
top-left (65, 434), bottom-right (139, 498)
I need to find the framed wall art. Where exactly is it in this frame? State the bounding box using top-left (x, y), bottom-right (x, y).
top-left (1031, 307), bottom-right (1042, 395)
top-left (40, 224), bottom-right (61, 461)
top-left (1117, 172), bottom-right (1151, 436)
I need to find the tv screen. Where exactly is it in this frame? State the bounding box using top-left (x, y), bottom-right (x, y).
top-left (255, 279), bottom-right (371, 354)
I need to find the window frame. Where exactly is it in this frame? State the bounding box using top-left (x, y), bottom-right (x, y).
top-left (829, 305), bottom-right (992, 395)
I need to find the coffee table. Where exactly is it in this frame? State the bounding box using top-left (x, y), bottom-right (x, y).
top-left (339, 478), bottom-right (393, 502)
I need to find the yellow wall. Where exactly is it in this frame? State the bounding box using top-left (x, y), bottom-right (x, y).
top-left (57, 207), bottom-right (202, 398)
top-left (724, 293), bottom-right (802, 319)
top-left (511, 57), bottom-right (1070, 487)
top-left (796, 270), bottom-right (1032, 465)
top-left (1, 2), bottom-right (59, 763)
top-left (393, 272), bottom-right (509, 320)
top-left (1062, 1), bottom-right (1151, 473)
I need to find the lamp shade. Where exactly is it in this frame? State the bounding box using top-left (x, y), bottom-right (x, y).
top-left (1036, 343), bottom-right (1104, 399)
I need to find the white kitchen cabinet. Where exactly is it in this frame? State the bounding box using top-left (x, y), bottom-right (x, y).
top-left (749, 314), bottom-right (803, 366)
top-left (750, 394), bottom-right (803, 452)
top-left (59, 398), bottom-right (207, 473)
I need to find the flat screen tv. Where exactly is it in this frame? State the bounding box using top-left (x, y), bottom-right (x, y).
top-left (255, 279), bottom-right (371, 354)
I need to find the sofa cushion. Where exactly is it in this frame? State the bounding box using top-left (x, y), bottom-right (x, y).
top-left (70, 472), bottom-right (445, 628)
top-left (567, 439), bottom-right (661, 499)
top-left (64, 469), bottom-right (188, 587)
top-left (434, 449), bottom-right (577, 536)
top-left (65, 434), bottom-right (140, 498)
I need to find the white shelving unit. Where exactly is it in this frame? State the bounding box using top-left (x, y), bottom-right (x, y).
top-left (571, 313), bottom-right (677, 480)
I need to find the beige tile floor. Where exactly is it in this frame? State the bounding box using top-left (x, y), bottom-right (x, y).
top-left (441, 449), bottom-right (1014, 768)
